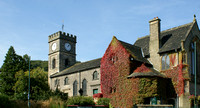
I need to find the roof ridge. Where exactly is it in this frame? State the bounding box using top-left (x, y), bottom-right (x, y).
top-left (75, 58), bottom-right (101, 66)
top-left (136, 35), bottom-right (149, 40)
top-left (119, 40), bottom-right (140, 48)
top-left (161, 22), bottom-right (193, 33)
top-left (184, 21), bottom-right (196, 41)
top-left (136, 22), bottom-right (193, 41)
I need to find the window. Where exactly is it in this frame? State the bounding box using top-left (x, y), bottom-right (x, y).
top-left (191, 42), bottom-right (195, 75)
top-left (109, 54), bottom-right (118, 64)
top-left (65, 59), bottom-right (69, 67)
top-left (73, 80), bottom-right (78, 96)
top-left (93, 71), bottom-right (98, 80)
top-left (182, 52), bottom-right (186, 64)
top-left (64, 77), bottom-right (69, 85)
top-left (54, 79), bottom-right (60, 87)
top-left (52, 58), bottom-right (56, 69)
top-left (82, 79), bottom-right (87, 96)
top-left (54, 79), bottom-right (57, 87)
top-left (93, 89), bottom-right (98, 95)
top-left (162, 54), bottom-right (170, 70)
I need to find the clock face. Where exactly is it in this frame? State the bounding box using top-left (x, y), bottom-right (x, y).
top-left (52, 43), bottom-right (57, 51)
top-left (65, 43), bottom-right (71, 51)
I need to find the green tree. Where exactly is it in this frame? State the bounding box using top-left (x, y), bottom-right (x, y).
top-left (14, 67), bottom-right (49, 100)
top-left (0, 46), bottom-right (26, 96)
top-left (30, 60), bottom-right (48, 71)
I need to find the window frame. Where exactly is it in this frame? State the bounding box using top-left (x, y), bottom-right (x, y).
top-left (65, 59), bottom-right (69, 67)
top-left (82, 79), bottom-right (87, 96)
top-left (161, 54), bottom-right (170, 70)
top-left (52, 58), bottom-right (56, 69)
top-left (73, 80), bottom-right (78, 96)
top-left (93, 89), bottom-right (98, 95)
top-left (64, 77), bottom-right (69, 85)
top-left (93, 71), bottom-right (98, 80)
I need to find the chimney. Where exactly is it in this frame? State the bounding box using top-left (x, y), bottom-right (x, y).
top-left (149, 17), bottom-right (161, 70)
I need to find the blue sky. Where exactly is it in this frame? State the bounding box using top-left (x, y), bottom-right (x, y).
top-left (0, 0), bottom-right (200, 67)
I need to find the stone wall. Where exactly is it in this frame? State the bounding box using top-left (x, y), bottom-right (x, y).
top-left (51, 67), bottom-right (101, 97)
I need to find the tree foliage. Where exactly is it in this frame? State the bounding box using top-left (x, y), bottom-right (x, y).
top-left (0, 46), bottom-right (28, 95)
top-left (30, 60), bottom-right (48, 72)
top-left (14, 67), bottom-right (49, 100)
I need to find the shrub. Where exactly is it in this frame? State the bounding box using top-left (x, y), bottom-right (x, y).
top-left (67, 96), bottom-right (95, 106)
top-left (49, 96), bottom-right (66, 108)
top-left (97, 98), bottom-right (110, 106)
top-left (0, 94), bottom-right (15, 107)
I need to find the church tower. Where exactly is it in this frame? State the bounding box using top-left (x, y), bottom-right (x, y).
top-left (48, 31), bottom-right (76, 85)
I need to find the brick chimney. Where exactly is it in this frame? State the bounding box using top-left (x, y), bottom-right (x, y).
top-left (149, 17), bottom-right (161, 70)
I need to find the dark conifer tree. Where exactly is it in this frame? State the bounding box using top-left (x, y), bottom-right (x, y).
top-left (0, 46), bottom-right (28, 95)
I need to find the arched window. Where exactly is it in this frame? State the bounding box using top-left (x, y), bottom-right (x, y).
top-left (64, 77), bottom-right (69, 85)
top-left (65, 59), bottom-right (69, 67)
top-left (82, 79), bottom-right (87, 96)
top-left (73, 80), bottom-right (77, 96)
top-left (52, 58), bottom-right (56, 69)
top-left (93, 71), bottom-right (98, 80)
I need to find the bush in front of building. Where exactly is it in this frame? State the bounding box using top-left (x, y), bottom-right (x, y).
top-left (0, 94), bottom-right (15, 107)
top-left (67, 96), bottom-right (95, 106)
top-left (96, 98), bottom-right (110, 106)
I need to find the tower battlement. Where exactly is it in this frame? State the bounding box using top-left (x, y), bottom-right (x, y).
top-left (48, 31), bottom-right (76, 43)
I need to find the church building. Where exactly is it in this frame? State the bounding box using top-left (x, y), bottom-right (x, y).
top-left (48, 16), bottom-right (200, 108)
top-left (48, 32), bottom-right (101, 97)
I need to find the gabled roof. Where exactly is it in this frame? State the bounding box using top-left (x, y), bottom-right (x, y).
top-left (118, 40), bottom-right (151, 64)
top-left (127, 70), bottom-right (166, 78)
top-left (134, 22), bottom-right (194, 55)
top-left (127, 64), bottom-right (166, 78)
top-left (50, 58), bottom-right (101, 78)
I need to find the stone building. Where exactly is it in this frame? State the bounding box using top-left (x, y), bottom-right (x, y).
top-left (48, 31), bottom-right (101, 97)
top-left (48, 16), bottom-right (200, 107)
top-left (101, 16), bottom-right (200, 108)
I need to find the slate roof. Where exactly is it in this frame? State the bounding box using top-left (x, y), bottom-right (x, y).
top-left (50, 58), bottom-right (101, 78)
top-left (134, 22), bottom-right (194, 55)
top-left (127, 67), bottom-right (166, 78)
top-left (119, 40), bottom-right (151, 64)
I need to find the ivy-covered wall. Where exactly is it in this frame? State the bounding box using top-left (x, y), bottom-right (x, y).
top-left (161, 52), bottom-right (189, 96)
top-left (101, 37), bottom-right (139, 107)
top-left (100, 37), bottom-right (174, 107)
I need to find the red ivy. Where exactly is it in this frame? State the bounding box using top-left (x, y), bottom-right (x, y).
top-left (133, 63), bottom-right (151, 73)
top-left (161, 63), bottom-right (185, 96)
top-left (93, 93), bottom-right (103, 98)
top-left (101, 37), bottom-right (139, 107)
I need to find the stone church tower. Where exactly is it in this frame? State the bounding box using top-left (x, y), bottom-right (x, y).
top-left (48, 31), bottom-right (76, 85)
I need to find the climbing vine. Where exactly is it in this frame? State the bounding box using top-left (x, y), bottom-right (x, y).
top-left (101, 37), bottom-right (139, 107)
top-left (101, 37), bottom-right (187, 107)
top-left (161, 55), bottom-right (188, 96)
